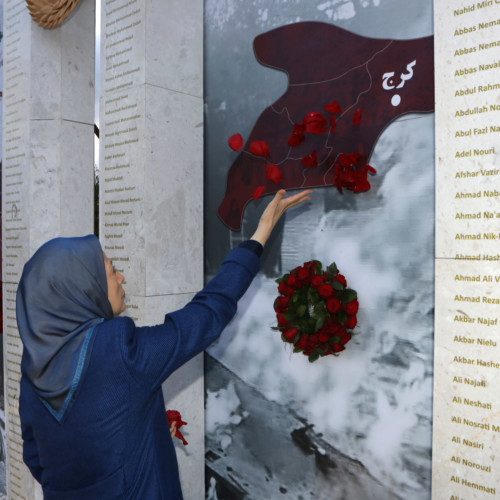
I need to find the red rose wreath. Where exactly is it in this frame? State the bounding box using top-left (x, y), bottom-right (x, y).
top-left (274, 261), bottom-right (358, 363)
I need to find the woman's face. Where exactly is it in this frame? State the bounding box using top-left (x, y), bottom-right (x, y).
top-left (103, 253), bottom-right (126, 316)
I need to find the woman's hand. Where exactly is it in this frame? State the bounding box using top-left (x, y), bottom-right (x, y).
top-left (250, 189), bottom-right (312, 247)
top-left (170, 421), bottom-right (177, 439)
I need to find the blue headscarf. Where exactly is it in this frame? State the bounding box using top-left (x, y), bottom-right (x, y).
top-left (16, 235), bottom-right (114, 422)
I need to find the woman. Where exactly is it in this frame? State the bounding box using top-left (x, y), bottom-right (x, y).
top-left (17, 189), bottom-right (311, 499)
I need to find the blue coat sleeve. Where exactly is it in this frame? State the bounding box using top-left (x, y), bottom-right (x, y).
top-left (21, 417), bottom-right (42, 483)
top-left (122, 247), bottom-right (260, 390)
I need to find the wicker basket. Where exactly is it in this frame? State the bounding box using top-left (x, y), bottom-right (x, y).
top-left (25, 0), bottom-right (81, 29)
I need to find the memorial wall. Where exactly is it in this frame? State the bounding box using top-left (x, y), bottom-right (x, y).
top-left (433, 0), bottom-right (500, 498)
top-left (99, 0), bottom-right (204, 498)
top-left (1, 0), bottom-right (500, 498)
top-left (204, 1), bottom-right (436, 498)
top-left (2, 0), bottom-right (95, 497)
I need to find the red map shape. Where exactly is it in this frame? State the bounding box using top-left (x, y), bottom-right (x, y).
top-left (218, 22), bottom-right (434, 230)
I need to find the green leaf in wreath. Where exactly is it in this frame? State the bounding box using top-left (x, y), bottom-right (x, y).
top-left (313, 302), bottom-right (326, 316)
top-left (308, 350), bottom-right (320, 363)
top-left (282, 311), bottom-right (296, 321)
top-left (331, 281), bottom-right (344, 291)
top-left (326, 262), bottom-right (338, 280)
top-left (335, 310), bottom-right (347, 324)
top-left (296, 304), bottom-right (307, 317)
top-left (293, 347), bottom-right (302, 353)
top-left (315, 315), bottom-right (326, 330)
top-left (338, 289), bottom-right (357, 303)
top-left (313, 261), bottom-right (322, 274)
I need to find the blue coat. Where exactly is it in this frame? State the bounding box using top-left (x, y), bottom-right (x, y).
top-left (20, 247), bottom-right (260, 499)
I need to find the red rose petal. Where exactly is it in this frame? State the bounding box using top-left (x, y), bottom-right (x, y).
top-left (265, 163), bottom-right (283, 184)
top-left (301, 150), bottom-right (318, 168)
top-left (288, 123), bottom-right (306, 147)
top-left (288, 133), bottom-right (305, 147)
top-left (228, 133), bottom-right (243, 151)
top-left (302, 112), bottom-right (328, 135)
top-left (324, 101), bottom-right (342, 114)
top-left (353, 108), bottom-right (362, 126)
top-left (253, 185), bottom-right (265, 201)
top-left (338, 152), bottom-right (360, 167)
top-left (366, 164), bottom-right (377, 174)
top-left (330, 115), bottom-right (337, 134)
top-left (250, 140), bottom-right (270, 158)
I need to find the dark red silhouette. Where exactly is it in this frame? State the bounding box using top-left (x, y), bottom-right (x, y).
top-left (218, 22), bottom-right (434, 230)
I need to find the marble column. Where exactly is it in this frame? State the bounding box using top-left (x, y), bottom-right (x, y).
top-left (99, 0), bottom-right (204, 497)
top-left (2, 1), bottom-right (95, 498)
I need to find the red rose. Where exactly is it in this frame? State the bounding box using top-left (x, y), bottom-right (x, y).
top-left (287, 273), bottom-right (298, 287)
top-left (334, 274), bottom-right (347, 287)
top-left (283, 327), bottom-right (298, 342)
top-left (302, 112), bottom-right (328, 135)
top-left (331, 343), bottom-right (345, 353)
top-left (345, 315), bottom-right (357, 329)
top-left (275, 296), bottom-right (290, 312)
top-left (166, 410), bottom-right (188, 445)
top-left (318, 283), bottom-right (333, 299)
top-left (344, 299), bottom-right (359, 315)
top-left (295, 335), bottom-right (309, 350)
top-left (338, 330), bottom-right (352, 345)
top-left (278, 282), bottom-right (294, 297)
top-left (309, 334), bottom-right (320, 347)
top-left (318, 330), bottom-right (330, 343)
top-left (297, 267), bottom-right (310, 281)
top-left (277, 313), bottom-right (289, 327)
top-left (311, 275), bottom-right (324, 287)
top-left (326, 297), bottom-right (340, 314)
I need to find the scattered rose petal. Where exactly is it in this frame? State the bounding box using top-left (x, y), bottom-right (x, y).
top-left (288, 123), bottom-right (306, 147)
top-left (302, 112), bottom-right (328, 135)
top-left (301, 150), bottom-right (318, 168)
top-left (250, 140), bottom-right (270, 157)
top-left (332, 157), bottom-right (376, 194)
top-left (265, 163), bottom-right (284, 184)
top-left (353, 108), bottom-right (362, 126)
top-left (253, 185), bottom-right (265, 201)
top-left (228, 133), bottom-right (243, 151)
top-left (324, 101), bottom-right (342, 114)
top-left (330, 115), bottom-right (337, 134)
top-left (338, 152), bottom-right (360, 167)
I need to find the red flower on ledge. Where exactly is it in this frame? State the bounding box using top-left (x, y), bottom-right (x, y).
top-left (166, 410), bottom-right (188, 446)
